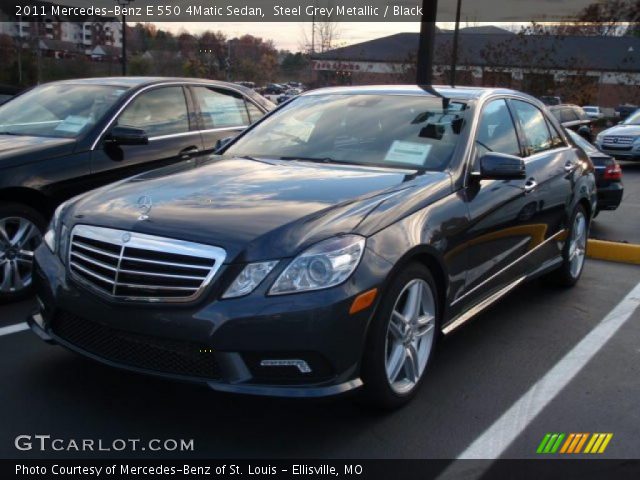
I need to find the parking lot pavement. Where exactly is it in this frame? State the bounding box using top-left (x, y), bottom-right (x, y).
top-left (590, 161), bottom-right (640, 244)
top-left (0, 259), bottom-right (638, 460)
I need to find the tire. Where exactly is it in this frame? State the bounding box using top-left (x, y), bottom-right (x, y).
top-left (359, 263), bottom-right (440, 410)
top-left (546, 205), bottom-right (589, 287)
top-left (0, 203), bottom-right (46, 304)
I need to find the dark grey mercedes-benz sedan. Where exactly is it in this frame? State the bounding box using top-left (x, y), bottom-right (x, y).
top-left (29, 86), bottom-right (596, 408)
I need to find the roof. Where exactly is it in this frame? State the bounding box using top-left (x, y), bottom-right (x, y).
top-left (315, 31), bottom-right (640, 72)
top-left (305, 84), bottom-right (523, 101)
top-left (38, 39), bottom-right (81, 53)
top-left (43, 77), bottom-right (256, 94)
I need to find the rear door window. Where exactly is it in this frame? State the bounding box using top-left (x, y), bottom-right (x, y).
top-left (193, 87), bottom-right (250, 129)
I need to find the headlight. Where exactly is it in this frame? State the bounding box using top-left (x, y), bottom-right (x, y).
top-left (269, 235), bottom-right (365, 295)
top-left (595, 132), bottom-right (604, 144)
top-left (222, 261), bottom-right (279, 299)
top-left (43, 204), bottom-right (64, 253)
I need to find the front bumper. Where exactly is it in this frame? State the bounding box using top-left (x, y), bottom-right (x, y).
top-left (596, 144), bottom-right (640, 160)
top-left (30, 244), bottom-right (392, 398)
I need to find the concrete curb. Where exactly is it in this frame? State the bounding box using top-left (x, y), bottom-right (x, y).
top-left (587, 239), bottom-right (640, 266)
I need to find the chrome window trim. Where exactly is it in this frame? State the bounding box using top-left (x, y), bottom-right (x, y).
top-left (68, 225), bottom-right (226, 303)
top-left (90, 81), bottom-right (264, 150)
top-left (145, 126), bottom-right (246, 142)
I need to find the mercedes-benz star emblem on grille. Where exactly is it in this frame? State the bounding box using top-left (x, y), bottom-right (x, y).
top-left (121, 233), bottom-right (131, 243)
top-left (137, 195), bottom-right (152, 221)
top-left (613, 138), bottom-right (619, 143)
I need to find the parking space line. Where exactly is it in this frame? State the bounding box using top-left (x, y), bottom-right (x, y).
top-left (0, 322), bottom-right (29, 337)
top-left (453, 281), bottom-right (640, 460)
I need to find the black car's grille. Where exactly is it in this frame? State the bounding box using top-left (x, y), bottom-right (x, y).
top-left (68, 225), bottom-right (226, 302)
top-left (51, 311), bottom-right (221, 380)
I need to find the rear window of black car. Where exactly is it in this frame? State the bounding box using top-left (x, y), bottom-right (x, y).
top-left (225, 94), bottom-right (468, 171)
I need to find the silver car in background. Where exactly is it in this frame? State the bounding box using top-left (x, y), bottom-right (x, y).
top-left (595, 109), bottom-right (640, 161)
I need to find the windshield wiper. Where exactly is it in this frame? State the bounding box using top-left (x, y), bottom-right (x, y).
top-left (0, 131), bottom-right (22, 136)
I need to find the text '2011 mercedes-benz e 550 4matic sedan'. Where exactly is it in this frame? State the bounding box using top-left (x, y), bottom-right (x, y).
top-left (29, 86), bottom-right (596, 408)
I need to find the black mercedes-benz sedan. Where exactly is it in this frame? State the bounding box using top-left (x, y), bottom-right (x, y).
top-left (0, 77), bottom-right (274, 302)
top-left (29, 86), bottom-right (597, 408)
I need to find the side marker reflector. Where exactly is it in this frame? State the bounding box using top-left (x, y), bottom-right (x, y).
top-left (349, 288), bottom-right (378, 315)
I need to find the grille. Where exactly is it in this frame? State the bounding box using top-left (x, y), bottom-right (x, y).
top-left (68, 225), bottom-right (226, 302)
top-left (52, 311), bottom-right (221, 380)
top-left (603, 136), bottom-right (635, 146)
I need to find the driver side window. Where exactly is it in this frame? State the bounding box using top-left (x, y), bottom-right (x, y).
top-left (475, 99), bottom-right (521, 164)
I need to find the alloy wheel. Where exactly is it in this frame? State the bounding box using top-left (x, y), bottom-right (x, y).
top-left (568, 211), bottom-right (587, 279)
top-left (385, 278), bottom-right (436, 394)
top-left (0, 217), bottom-right (42, 294)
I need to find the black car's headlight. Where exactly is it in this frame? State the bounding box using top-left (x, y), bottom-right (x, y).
top-left (222, 260), bottom-right (279, 299)
top-left (269, 235), bottom-right (365, 295)
top-left (43, 203), bottom-right (70, 262)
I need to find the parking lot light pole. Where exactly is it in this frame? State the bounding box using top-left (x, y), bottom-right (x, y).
top-left (114, 0), bottom-right (132, 76)
top-left (416, 0), bottom-right (438, 85)
top-left (450, 0), bottom-right (462, 86)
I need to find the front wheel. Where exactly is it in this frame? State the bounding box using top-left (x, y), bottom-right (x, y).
top-left (360, 263), bottom-right (439, 409)
top-left (547, 205), bottom-right (589, 287)
top-left (0, 203), bottom-right (46, 303)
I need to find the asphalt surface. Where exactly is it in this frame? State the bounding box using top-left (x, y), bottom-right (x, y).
top-left (590, 160), bottom-right (640, 244)
top-left (1, 259), bottom-right (639, 460)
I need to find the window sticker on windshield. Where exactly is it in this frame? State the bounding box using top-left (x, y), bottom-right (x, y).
top-left (54, 115), bottom-right (89, 133)
top-left (385, 141), bottom-right (432, 166)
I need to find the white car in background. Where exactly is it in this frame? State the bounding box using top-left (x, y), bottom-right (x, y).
top-left (583, 106), bottom-right (604, 120)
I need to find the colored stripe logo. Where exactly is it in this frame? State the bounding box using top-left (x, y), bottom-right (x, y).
top-left (537, 433), bottom-right (613, 454)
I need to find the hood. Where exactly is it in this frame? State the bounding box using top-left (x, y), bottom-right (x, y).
top-left (600, 124), bottom-right (640, 137)
top-left (0, 134), bottom-right (76, 168)
top-left (68, 156), bottom-right (450, 262)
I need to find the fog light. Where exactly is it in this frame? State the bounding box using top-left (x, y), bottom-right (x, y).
top-left (259, 359), bottom-right (312, 373)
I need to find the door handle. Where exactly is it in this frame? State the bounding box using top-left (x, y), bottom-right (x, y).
top-left (564, 161), bottom-right (577, 172)
top-left (179, 146), bottom-right (199, 159)
top-left (524, 179), bottom-right (538, 194)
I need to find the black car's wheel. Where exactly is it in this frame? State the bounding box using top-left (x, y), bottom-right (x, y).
top-left (0, 203), bottom-right (45, 303)
top-left (360, 263), bottom-right (439, 409)
top-left (547, 205), bottom-right (589, 287)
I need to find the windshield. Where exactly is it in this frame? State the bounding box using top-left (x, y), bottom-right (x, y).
top-left (622, 110), bottom-right (640, 125)
top-left (583, 107), bottom-right (596, 112)
top-left (0, 84), bottom-right (127, 138)
top-left (225, 94), bottom-right (468, 171)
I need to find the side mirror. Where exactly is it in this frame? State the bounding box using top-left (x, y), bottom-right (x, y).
top-left (478, 152), bottom-right (526, 180)
top-left (215, 136), bottom-right (234, 153)
top-left (106, 126), bottom-right (149, 146)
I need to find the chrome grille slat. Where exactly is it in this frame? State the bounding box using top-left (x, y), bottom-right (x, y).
top-left (118, 268), bottom-right (207, 280)
top-left (115, 282), bottom-right (199, 291)
top-left (120, 256), bottom-right (212, 270)
top-left (68, 225), bottom-right (226, 303)
top-left (70, 262), bottom-right (116, 285)
top-left (73, 241), bottom-right (121, 259)
top-left (70, 251), bottom-right (118, 272)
